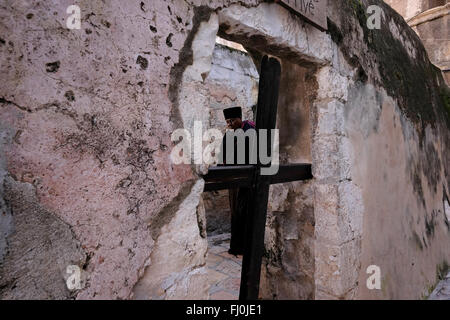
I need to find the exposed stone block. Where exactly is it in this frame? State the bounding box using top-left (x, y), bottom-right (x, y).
top-left (316, 66), bottom-right (350, 102)
top-left (314, 238), bottom-right (361, 298)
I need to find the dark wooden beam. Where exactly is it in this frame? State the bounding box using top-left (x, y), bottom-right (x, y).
top-left (240, 56), bottom-right (281, 300)
top-left (202, 164), bottom-right (312, 191)
top-left (269, 163), bottom-right (313, 185)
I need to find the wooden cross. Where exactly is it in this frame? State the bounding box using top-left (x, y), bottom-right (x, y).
top-left (202, 56), bottom-right (313, 300)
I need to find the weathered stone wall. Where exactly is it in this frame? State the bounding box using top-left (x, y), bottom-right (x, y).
top-left (384, 0), bottom-right (447, 20)
top-left (346, 84), bottom-right (450, 299)
top-left (326, 0), bottom-right (450, 299)
top-left (1, 0), bottom-right (449, 300)
top-left (410, 4), bottom-right (449, 86)
top-left (384, 0), bottom-right (424, 20)
top-left (203, 190), bottom-right (231, 236)
top-left (261, 180), bottom-right (315, 299)
top-left (384, 0), bottom-right (449, 85)
top-left (0, 0), bottom-right (266, 300)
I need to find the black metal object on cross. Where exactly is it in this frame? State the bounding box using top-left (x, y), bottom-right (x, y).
top-left (202, 55), bottom-right (313, 300)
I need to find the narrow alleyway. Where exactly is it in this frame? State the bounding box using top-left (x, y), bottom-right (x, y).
top-left (206, 233), bottom-right (242, 300)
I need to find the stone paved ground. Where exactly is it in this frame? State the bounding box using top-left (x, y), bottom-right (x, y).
top-left (206, 233), bottom-right (242, 300)
top-left (429, 272), bottom-right (450, 300)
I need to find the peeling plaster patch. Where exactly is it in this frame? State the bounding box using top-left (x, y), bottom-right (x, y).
top-left (183, 14), bottom-right (219, 83)
top-left (345, 82), bottom-right (450, 299)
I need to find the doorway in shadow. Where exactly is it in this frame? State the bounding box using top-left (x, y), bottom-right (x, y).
top-left (202, 36), bottom-right (259, 300)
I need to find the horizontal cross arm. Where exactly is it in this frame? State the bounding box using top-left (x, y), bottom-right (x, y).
top-left (202, 165), bottom-right (255, 191)
top-left (202, 164), bottom-right (312, 192)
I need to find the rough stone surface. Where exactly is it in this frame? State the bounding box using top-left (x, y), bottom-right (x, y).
top-left (0, 0), bottom-right (449, 300)
top-left (346, 85), bottom-right (450, 299)
top-left (206, 42), bottom-right (258, 129)
top-left (0, 0), bottom-right (199, 299)
top-left (260, 58), bottom-right (317, 300)
top-left (261, 181), bottom-right (315, 300)
top-left (133, 180), bottom-right (208, 300)
top-left (0, 176), bottom-right (86, 299)
top-left (0, 122), bottom-right (12, 265)
top-left (314, 0), bottom-right (450, 300)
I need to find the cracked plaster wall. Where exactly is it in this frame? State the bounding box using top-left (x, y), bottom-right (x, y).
top-left (1, 0), bottom-right (449, 300)
top-left (0, 0), bottom-right (261, 300)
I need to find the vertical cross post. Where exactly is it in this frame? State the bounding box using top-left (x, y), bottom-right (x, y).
top-left (239, 55), bottom-right (281, 300)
